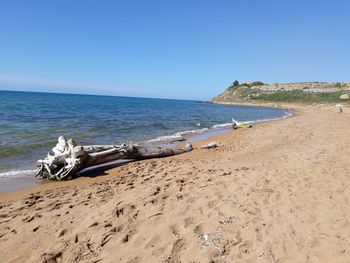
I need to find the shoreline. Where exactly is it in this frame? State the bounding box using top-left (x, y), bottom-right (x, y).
top-left (0, 117), bottom-right (290, 201)
top-left (0, 105), bottom-right (295, 202)
top-left (0, 104), bottom-right (290, 195)
top-left (1, 103), bottom-right (349, 262)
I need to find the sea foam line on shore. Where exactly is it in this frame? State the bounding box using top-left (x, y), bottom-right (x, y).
top-left (0, 169), bottom-right (37, 179)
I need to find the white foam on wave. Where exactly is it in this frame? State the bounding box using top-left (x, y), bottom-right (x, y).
top-left (147, 128), bottom-right (209, 143)
top-left (212, 123), bottom-right (233, 129)
top-left (0, 169), bottom-right (36, 178)
top-left (176, 128), bottom-right (209, 136)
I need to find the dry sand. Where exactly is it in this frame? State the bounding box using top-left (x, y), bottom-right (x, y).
top-left (0, 104), bottom-right (349, 263)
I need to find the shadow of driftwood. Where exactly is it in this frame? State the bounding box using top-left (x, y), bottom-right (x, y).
top-left (76, 159), bottom-right (135, 178)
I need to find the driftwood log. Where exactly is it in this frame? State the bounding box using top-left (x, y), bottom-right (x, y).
top-left (36, 136), bottom-right (193, 180)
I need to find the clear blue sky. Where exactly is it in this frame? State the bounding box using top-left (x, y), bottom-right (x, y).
top-left (0, 0), bottom-right (349, 100)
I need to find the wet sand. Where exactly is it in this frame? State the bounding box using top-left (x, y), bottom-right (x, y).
top-left (0, 104), bottom-right (349, 262)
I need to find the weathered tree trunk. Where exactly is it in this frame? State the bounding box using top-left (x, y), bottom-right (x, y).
top-left (36, 136), bottom-right (193, 181)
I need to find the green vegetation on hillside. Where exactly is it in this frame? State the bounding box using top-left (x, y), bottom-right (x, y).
top-left (247, 81), bottom-right (265, 87)
top-left (215, 80), bottom-right (350, 104)
top-left (225, 80), bottom-right (265, 92)
top-left (250, 90), bottom-right (348, 103)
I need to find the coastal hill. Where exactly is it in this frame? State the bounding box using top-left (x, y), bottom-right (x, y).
top-left (212, 81), bottom-right (350, 103)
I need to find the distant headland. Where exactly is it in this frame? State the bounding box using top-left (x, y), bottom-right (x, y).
top-left (213, 81), bottom-right (350, 104)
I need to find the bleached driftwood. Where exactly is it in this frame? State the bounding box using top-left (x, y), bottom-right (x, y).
top-left (201, 142), bottom-right (218, 149)
top-left (36, 136), bottom-right (193, 180)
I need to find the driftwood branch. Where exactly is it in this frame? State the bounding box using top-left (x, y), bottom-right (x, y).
top-left (36, 136), bottom-right (193, 180)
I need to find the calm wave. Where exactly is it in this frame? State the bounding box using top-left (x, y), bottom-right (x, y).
top-left (0, 90), bottom-right (287, 178)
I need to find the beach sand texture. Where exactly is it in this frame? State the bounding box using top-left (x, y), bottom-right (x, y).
top-left (0, 105), bottom-right (349, 262)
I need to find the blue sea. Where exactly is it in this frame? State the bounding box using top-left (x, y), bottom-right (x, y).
top-left (0, 90), bottom-right (288, 182)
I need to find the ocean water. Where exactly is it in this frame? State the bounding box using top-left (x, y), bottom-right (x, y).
top-left (0, 90), bottom-right (288, 180)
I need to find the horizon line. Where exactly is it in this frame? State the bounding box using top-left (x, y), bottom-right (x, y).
top-left (0, 88), bottom-right (199, 102)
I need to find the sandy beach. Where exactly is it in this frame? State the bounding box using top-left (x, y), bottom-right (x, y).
top-left (0, 104), bottom-right (349, 263)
